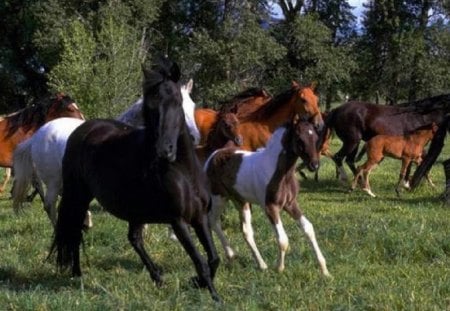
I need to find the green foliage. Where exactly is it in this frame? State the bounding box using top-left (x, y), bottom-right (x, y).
top-left (47, 3), bottom-right (147, 118)
top-left (182, 6), bottom-right (286, 106)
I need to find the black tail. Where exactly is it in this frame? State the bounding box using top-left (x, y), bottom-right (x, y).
top-left (317, 109), bottom-right (335, 152)
top-left (48, 194), bottom-right (88, 276)
top-left (410, 115), bottom-right (450, 190)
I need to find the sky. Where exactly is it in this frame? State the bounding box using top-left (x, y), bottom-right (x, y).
top-left (271, 1), bottom-right (367, 19)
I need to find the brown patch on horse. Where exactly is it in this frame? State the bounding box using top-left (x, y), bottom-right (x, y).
top-left (206, 148), bottom-right (245, 203)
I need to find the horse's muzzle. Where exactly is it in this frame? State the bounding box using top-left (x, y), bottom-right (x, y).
top-left (308, 161), bottom-right (319, 172)
top-left (234, 135), bottom-right (244, 146)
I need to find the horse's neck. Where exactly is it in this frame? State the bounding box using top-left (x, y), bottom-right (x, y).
top-left (255, 103), bottom-right (294, 132)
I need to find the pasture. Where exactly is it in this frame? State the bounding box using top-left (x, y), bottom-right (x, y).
top-left (0, 137), bottom-right (449, 310)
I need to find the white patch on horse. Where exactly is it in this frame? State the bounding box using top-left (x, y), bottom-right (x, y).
top-left (233, 127), bottom-right (286, 206)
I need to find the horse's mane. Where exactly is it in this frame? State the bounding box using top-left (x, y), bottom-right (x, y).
top-left (6, 93), bottom-right (73, 137)
top-left (410, 114), bottom-right (450, 189)
top-left (219, 87), bottom-right (271, 119)
top-left (235, 88), bottom-right (295, 122)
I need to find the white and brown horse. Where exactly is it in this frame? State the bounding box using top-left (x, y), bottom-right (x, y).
top-left (204, 117), bottom-right (330, 276)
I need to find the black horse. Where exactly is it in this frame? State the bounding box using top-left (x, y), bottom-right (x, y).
top-left (50, 58), bottom-right (221, 301)
top-left (320, 95), bottom-right (449, 182)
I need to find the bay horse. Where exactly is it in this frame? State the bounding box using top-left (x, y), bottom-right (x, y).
top-left (0, 94), bottom-right (84, 192)
top-left (204, 117), bottom-right (330, 276)
top-left (320, 96), bottom-right (448, 183)
top-left (49, 58), bottom-right (221, 301)
top-left (350, 123), bottom-right (438, 197)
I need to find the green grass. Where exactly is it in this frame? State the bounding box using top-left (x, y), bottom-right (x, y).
top-left (0, 138), bottom-right (449, 310)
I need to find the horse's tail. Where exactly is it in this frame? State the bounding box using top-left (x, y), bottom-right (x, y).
top-left (410, 114), bottom-right (450, 190)
top-left (12, 139), bottom-right (35, 213)
top-left (48, 191), bottom-right (87, 275)
top-left (317, 109), bottom-right (335, 152)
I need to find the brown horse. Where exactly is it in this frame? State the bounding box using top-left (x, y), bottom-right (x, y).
top-left (194, 87), bottom-right (272, 145)
top-left (320, 96), bottom-right (448, 183)
top-left (0, 93), bottom-right (84, 192)
top-left (351, 123), bottom-right (438, 197)
top-left (195, 111), bottom-right (242, 163)
top-left (228, 82), bottom-right (323, 151)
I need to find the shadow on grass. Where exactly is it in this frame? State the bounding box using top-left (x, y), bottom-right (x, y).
top-left (0, 265), bottom-right (78, 292)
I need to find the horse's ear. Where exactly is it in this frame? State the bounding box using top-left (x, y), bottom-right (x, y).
top-left (310, 81), bottom-right (318, 91)
top-left (186, 79), bottom-right (194, 93)
top-left (292, 81), bottom-right (300, 88)
top-left (169, 61), bottom-right (181, 83)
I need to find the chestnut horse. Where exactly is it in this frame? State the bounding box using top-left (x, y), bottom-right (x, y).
top-left (194, 87), bottom-right (272, 145)
top-left (320, 96), bottom-right (448, 183)
top-left (351, 123), bottom-right (438, 197)
top-left (228, 82), bottom-right (323, 151)
top-left (0, 94), bottom-right (84, 192)
top-left (204, 118), bottom-right (329, 275)
top-left (49, 58), bottom-right (221, 301)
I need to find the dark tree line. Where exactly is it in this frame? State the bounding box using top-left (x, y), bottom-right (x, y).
top-left (0, 0), bottom-right (449, 117)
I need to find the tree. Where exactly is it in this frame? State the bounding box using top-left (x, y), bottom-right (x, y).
top-left (48, 1), bottom-right (158, 118)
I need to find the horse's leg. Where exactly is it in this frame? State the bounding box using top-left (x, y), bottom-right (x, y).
top-left (296, 162), bottom-right (308, 180)
top-left (396, 159), bottom-right (410, 196)
top-left (350, 165), bottom-right (364, 191)
top-left (127, 222), bottom-right (163, 286)
top-left (44, 182), bottom-right (59, 227)
top-left (0, 167), bottom-right (11, 193)
top-left (29, 172), bottom-right (45, 203)
top-left (191, 213), bottom-right (220, 281)
top-left (283, 202), bottom-right (330, 276)
top-left (362, 165), bottom-right (376, 197)
top-left (265, 203), bottom-right (288, 272)
top-left (209, 195), bottom-right (236, 260)
top-left (240, 202), bottom-right (268, 270)
top-left (333, 140), bottom-right (360, 183)
top-left (171, 219), bottom-right (221, 302)
top-left (345, 145), bottom-right (360, 176)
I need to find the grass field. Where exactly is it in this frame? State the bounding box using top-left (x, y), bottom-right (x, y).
top-left (0, 137), bottom-right (449, 310)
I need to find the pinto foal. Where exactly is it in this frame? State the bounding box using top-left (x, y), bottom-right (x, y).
top-left (204, 118), bottom-right (330, 276)
top-left (351, 123), bottom-right (438, 197)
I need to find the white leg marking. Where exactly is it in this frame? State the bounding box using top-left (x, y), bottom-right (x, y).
top-left (274, 221), bottom-right (289, 272)
top-left (241, 204), bottom-right (267, 270)
top-left (299, 216), bottom-right (330, 277)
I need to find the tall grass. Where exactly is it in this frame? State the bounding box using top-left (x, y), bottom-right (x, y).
top-left (0, 137), bottom-right (449, 310)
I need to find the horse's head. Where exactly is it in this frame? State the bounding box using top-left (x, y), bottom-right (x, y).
top-left (216, 112), bottom-right (243, 146)
top-left (142, 57), bottom-right (184, 162)
top-left (284, 116), bottom-right (319, 172)
top-left (46, 93), bottom-right (85, 121)
top-left (291, 81), bottom-right (324, 131)
top-left (181, 79), bottom-right (201, 145)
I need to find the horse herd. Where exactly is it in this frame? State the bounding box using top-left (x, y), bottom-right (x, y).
top-left (1, 58), bottom-right (448, 302)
